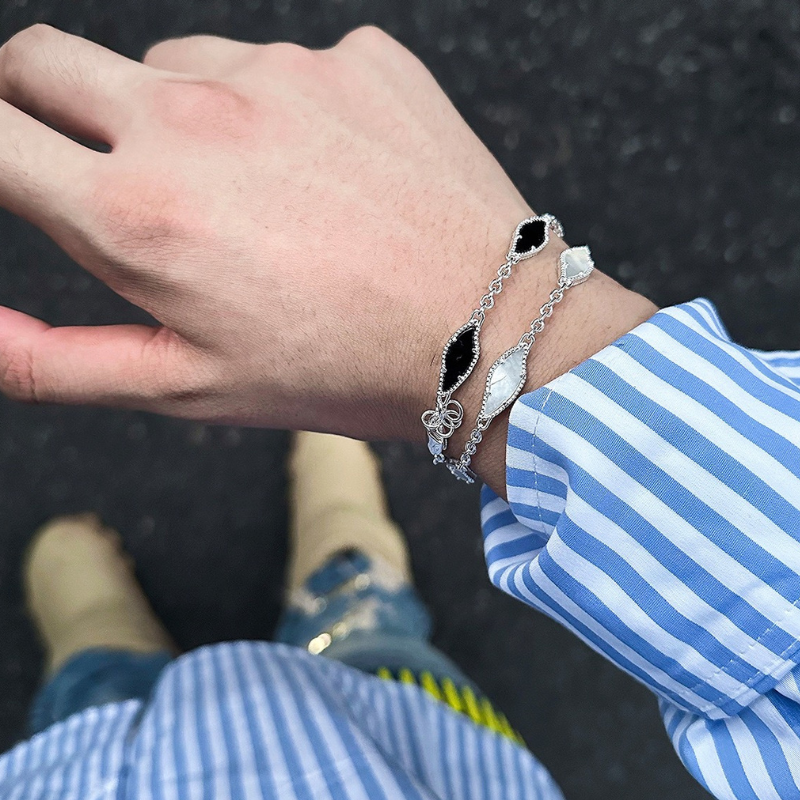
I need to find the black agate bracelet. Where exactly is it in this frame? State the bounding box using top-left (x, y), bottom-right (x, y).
top-left (421, 214), bottom-right (564, 465)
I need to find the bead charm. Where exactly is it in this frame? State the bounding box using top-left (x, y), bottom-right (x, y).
top-left (480, 344), bottom-right (530, 421)
top-left (510, 219), bottom-right (546, 258)
top-left (559, 245), bottom-right (594, 286)
top-left (439, 321), bottom-right (480, 395)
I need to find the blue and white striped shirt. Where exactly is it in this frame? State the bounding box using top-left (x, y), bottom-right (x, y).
top-left (483, 298), bottom-right (800, 799)
top-left (2, 298), bottom-right (799, 800)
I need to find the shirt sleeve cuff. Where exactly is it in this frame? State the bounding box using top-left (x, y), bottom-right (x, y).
top-left (481, 298), bottom-right (800, 719)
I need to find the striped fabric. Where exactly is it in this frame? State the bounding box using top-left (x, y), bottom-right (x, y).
top-left (374, 666), bottom-right (526, 746)
top-left (4, 297), bottom-right (798, 800)
top-left (483, 298), bottom-right (800, 799)
top-left (0, 642), bottom-right (562, 800)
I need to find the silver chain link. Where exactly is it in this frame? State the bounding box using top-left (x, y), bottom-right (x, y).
top-left (423, 215), bottom-right (572, 481)
top-left (468, 260), bottom-right (516, 327)
top-left (518, 285), bottom-right (566, 348)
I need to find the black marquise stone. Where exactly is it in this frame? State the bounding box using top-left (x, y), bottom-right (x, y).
top-left (513, 219), bottom-right (547, 255)
top-left (442, 325), bottom-right (478, 393)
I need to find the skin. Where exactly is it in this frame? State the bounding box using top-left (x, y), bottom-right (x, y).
top-left (0, 24), bottom-right (657, 497)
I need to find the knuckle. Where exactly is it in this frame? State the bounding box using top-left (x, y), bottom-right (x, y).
top-left (335, 26), bottom-right (415, 75)
top-left (143, 331), bottom-right (220, 408)
top-left (4, 23), bottom-right (54, 51)
top-left (141, 38), bottom-right (178, 66)
top-left (88, 171), bottom-right (194, 264)
top-left (148, 77), bottom-right (260, 142)
top-left (1, 342), bottom-right (39, 404)
top-left (0, 24), bottom-right (53, 76)
top-left (142, 35), bottom-right (207, 66)
top-left (339, 25), bottom-right (392, 52)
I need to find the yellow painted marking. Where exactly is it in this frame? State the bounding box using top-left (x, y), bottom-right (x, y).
top-left (498, 713), bottom-right (516, 739)
top-left (461, 686), bottom-right (483, 725)
top-left (479, 698), bottom-right (502, 733)
top-left (441, 678), bottom-right (463, 712)
top-left (420, 672), bottom-right (443, 702)
top-left (399, 668), bottom-right (417, 686)
top-left (375, 668), bottom-right (525, 748)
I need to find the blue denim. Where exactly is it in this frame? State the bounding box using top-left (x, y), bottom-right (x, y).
top-left (275, 550), bottom-right (431, 643)
top-left (29, 650), bottom-right (172, 736)
top-left (275, 549), bottom-right (474, 688)
top-left (31, 550), bottom-right (473, 734)
top-left (320, 632), bottom-right (474, 688)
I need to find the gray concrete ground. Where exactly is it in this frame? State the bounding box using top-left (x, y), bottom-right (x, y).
top-left (1, 1), bottom-right (799, 797)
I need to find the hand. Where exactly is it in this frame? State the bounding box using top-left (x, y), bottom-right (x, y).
top-left (0, 25), bottom-right (656, 494)
top-left (0, 25), bottom-right (531, 430)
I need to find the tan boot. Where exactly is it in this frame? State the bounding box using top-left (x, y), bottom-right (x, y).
top-left (287, 432), bottom-right (413, 594)
top-left (25, 513), bottom-right (177, 677)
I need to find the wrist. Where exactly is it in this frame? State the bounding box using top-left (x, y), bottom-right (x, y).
top-left (475, 272), bottom-right (656, 497)
top-left (410, 225), bottom-right (657, 497)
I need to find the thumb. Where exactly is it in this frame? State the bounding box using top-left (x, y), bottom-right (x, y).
top-left (0, 306), bottom-right (215, 413)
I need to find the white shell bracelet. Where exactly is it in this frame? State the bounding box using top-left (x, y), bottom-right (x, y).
top-left (421, 217), bottom-right (594, 483)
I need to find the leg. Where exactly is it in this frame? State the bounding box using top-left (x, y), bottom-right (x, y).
top-left (276, 433), bottom-right (522, 742)
top-left (25, 514), bottom-right (176, 735)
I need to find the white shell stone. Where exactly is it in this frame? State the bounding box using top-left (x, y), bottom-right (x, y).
top-left (560, 245), bottom-right (594, 285)
top-left (483, 346), bottom-right (528, 419)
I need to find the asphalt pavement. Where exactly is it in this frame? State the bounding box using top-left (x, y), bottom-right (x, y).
top-left (2, 1), bottom-right (799, 797)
